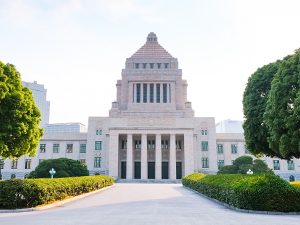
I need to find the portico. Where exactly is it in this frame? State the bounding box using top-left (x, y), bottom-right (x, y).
top-left (109, 129), bottom-right (194, 180)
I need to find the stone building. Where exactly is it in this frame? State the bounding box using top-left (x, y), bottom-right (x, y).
top-left (1, 33), bottom-right (299, 181)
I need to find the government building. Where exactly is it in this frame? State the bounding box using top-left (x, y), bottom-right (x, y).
top-left (1, 33), bottom-right (299, 181)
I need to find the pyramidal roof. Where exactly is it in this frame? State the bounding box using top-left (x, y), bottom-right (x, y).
top-left (130, 32), bottom-right (173, 59)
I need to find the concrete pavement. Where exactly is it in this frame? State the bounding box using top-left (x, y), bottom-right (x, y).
top-left (0, 183), bottom-right (299, 225)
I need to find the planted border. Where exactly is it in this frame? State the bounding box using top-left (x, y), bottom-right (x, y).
top-left (183, 173), bottom-right (300, 212)
top-left (0, 175), bottom-right (114, 209)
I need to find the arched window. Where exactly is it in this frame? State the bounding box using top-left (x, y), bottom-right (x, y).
top-left (289, 175), bottom-right (295, 182)
top-left (11, 174), bottom-right (16, 179)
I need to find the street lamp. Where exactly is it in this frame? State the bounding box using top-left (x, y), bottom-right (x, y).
top-left (49, 168), bottom-right (56, 178)
top-left (247, 169), bottom-right (253, 175)
top-left (0, 160), bottom-right (4, 180)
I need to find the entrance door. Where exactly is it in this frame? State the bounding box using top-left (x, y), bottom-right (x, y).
top-left (148, 162), bottom-right (155, 179)
top-left (121, 161), bottom-right (126, 179)
top-left (176, 162), bottom-right (182, 179)
top-left (134, 162), bottom-right (141, 179)
top-left (162, 162), bottom-right (169, 179)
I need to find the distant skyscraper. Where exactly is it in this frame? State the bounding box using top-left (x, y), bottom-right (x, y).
top-left (22, 81), bottom-right (50, 127)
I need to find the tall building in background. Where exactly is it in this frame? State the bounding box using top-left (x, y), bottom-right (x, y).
top-left (22, 81), bottom-right (50, 127)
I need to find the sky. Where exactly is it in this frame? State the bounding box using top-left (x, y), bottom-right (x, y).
top-left (1, 0), bottom-right (300, 126)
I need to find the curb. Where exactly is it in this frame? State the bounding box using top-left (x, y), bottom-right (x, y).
top-left (183, 186), bottom-right (300, 215)
top-left (0, 184), bottom-right (115, 213)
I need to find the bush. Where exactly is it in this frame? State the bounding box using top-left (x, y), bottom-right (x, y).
top-left (291, 182), bottom-right (300, 189)
top-left (28, 158), bottom-right (89, 178)
top-left (183, 173), bottom-right (300, 212)
top-left (0, 175), bottom-right (114, 209)
top-left (218, 156), bottom-right (273, 175)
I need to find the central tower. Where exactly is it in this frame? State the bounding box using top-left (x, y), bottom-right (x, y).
top-left (109, 32), bottom-right (194, 118)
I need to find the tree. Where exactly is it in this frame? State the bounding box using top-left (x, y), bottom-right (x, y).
top-left (243, 61), bottom-right (281, 157)
top-left (218, 156), bottom-right (273, 174)
top-left (264, 50), bottom-right (300, 159)
top-left (28, 158), bottom-right (89, 178)
top-left (0, 61), bottom-right (43, 158)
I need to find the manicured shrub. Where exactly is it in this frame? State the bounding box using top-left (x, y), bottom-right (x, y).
top-left (0, 175), bottom-right (114, 209)
top-left (290, 182), bottom-right (300, 189)
top-left (28, 158), bottom-right (89, 178)
top-left (183, 173), bottom-right (300, 212)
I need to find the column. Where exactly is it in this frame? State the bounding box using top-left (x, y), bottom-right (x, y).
top-left (109, 132), bottom-right (119, 178)
top-left (133, 83), bottom-right (136, 103)
top-left (126, 134), bottom-right (133, 179)
top-left (160, 83), bottom-right (163, 103)
top-left (184, 132), bottom-right (194, 176)
top-left (141, 83), bottom-right (144, 103)
top-left (129, 83), bottom-right (133, 103)
top-left (167, 83), bottom-right (170, 103)
top-left (169, 134), bottom-right (176, 179)
top-left (155, 134), bottom-right (162, 179)
top-left (141, 134), bottom-right (147, 179)
top-left (147, 83), bottom-right (150, 103)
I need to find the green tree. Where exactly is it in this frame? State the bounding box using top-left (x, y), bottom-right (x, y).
top-left (218, 156), bottom-right (273, 174)
top-left (264, 50), bottom-right (300, 159)
top-left (243, 61), bottom-right (281, 156)
top-left (28, 158), bottom-right (89, 178)
top-left (253, 159), bottom-right (273, 174)
top-left (0, 61), bottom-right (43, 158)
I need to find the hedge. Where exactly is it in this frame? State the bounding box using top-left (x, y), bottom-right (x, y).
top-left (0, 175), bottom-right (114, 209)
top-left (182, 173), bottom-right (300, 212)
top-left (290, 182), bottom-right (300, 189)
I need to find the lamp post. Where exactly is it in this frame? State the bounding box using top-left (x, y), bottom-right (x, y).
top-left (49, 168), bottom-right (56, 179)
top-left (0, 160), bottom-right (4, 180)
top-left (247, 169), bottom-right (253, 175)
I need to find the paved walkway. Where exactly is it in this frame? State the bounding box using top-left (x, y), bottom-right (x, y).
top-left (0, 183), bottom-right (299, 225)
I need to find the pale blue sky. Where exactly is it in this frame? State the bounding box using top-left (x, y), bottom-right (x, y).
top-left (1, 0), bottom-right (300, 125)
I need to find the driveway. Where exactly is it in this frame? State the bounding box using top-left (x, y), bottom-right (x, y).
top-left (0, 183), bottom-right (299, 225)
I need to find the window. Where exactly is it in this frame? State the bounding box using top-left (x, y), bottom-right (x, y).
top-left (201, 129), bottom-right (208, 135)
top-left (40, 144), bottom-right (46, 153)
top-left (150, 63), bottom-right (154, 69)
top-left (176, 140), bottom-right (182, 150)
top-left (161, 140), bottom-right (169, 150)
top-left (218, 160), bottom-right (225, 169)
top-left (135, 140), bottom-right (141, 150)
top-left (95, 141), bottom-right (102, 150)
top-left (273, 160), bottom-right (280, 170)
top-left (163, 83), bottom-right (167, 103)
top-left (121, 140), bottom-right (127, 150)
top-left (94, 157), bottom-right (101, 168)
top-left (25, 159), bottom-right (31, 169)
top-left (11, 159), bottom-right (18, 169)
top-left (0, 159), bottom-right (4, 169)
top-left (53, 144), bottom-right (59, 153)
top-left (147, 140), bottom-right (155, 150)
top-left (96, 129), bottom-right (102, 135)
top-left (11, 174), bottom-right (16, 179)
top-left (164, 63), bottom-right (169, 69)
top-left (202, 157), bottom-right (209, 168)
top-left (231, 144), bottom-right (238, 154)
top-left (288, 160), bottom-right (294, 170)
top-left (143, 83), bottom-right (147, 103)
top-left (217, 144), bottom-right (223, 154)
top-left (136, 83), bottom-right (141, 103)
top-left (135, 63), bottom-right (139, 69)
top-left (66, 144), bottom-right (73, 153)
top-left (150, 84), bottom-right (154, 103)
top-left (201, 141), bottom-right (208, 151)
top-left (80, 159), bottom-right (86, 165)
top-left (157, 63), bottom-right (161, 69)
top-left (156, 84), bottom-right (160, 103)
top-left (80, 144), bottom-right (86, 153)
top-left (143, 63), bottom-right (147, 69)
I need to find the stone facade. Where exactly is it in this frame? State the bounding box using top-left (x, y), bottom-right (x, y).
top-left (1, 33), bottom-right (300, 181)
